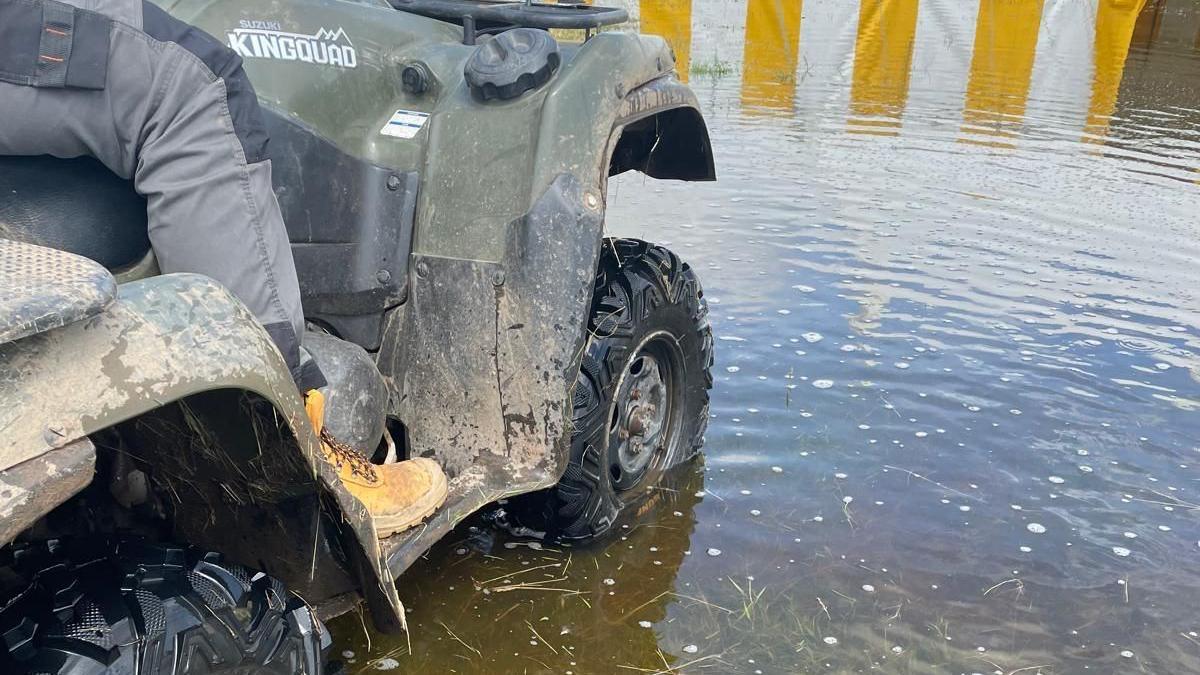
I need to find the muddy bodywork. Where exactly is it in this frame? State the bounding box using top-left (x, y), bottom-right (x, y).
top-left (377, 75), bottom-right (712, 571)
top-left (0, 269), bottom-right (407, 630)
top-left (374, 65), bottom-right (713, 576)
top-left (1, 0), bottom-right (713, 635)
top-left (156, 0), bottom-right (713, 579)
top-left (0, 439), bottom-right (95, 548)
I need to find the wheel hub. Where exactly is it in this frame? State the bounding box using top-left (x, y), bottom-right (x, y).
top-left (609, 335), bottom-right (682, 491)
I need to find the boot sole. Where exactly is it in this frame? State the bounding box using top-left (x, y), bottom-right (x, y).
top-left (374, 464), bottom-right (449, 538)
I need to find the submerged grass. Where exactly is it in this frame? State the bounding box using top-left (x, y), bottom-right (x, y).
top-left (689, 57), bottom-right (735, 78)
top-left (726, 577), bottom-right (767, 621)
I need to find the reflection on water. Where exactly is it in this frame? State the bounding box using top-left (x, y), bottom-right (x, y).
top-left (849, 0), bottom-right (919, 135)
top-left (741, 0), bottom-right (802, 113)
top-left (1085, 0), bottom-right (1149, 141)
top-left (961, 0), bottom-right (1044, 146)
top-left (333, 0), bottom-right (1200, 672)
top-left (336, 469), bottom-right (709, 673)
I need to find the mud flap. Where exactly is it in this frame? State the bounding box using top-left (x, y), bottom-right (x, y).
top-left (379, 174), bottom-right (604, 576)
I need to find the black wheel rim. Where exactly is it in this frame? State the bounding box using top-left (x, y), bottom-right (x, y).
top-left (607, 331), bottom-right (685, 492)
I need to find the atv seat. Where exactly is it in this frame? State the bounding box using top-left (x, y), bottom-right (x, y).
top-left (0, 155), bottom-right (151, 271)
top-left (0, 238), bottom-right (117, 345)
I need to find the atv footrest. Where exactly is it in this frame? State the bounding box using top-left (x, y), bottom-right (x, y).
top-left (380, 453), bottom-right (552, 578)
top-left (0, 239), bottom-right (117, 345)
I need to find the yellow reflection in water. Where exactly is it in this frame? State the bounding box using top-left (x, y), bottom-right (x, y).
top-left (741, 0), bottom-right (802, 113)
top-left (640, 0), bottom-right (693, 82)
top-left (960, 0), bottom-right (1045, 147)
top-left (849, 0), bottom-right (920, 135)
top-left (1084, 0), bottom-right (1149, 142)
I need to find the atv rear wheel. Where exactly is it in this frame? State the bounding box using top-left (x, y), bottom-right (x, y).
top-left (547, 239), bottom-right (713, 541)
top-left (0, 539), bottom-right (328, 674)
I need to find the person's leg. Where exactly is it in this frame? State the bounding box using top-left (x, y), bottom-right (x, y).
top-left (0, 0), bottom-right (320, 390)
top-left (134, 2), bottom-right (323, 390)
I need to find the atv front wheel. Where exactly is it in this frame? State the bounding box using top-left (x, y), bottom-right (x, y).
top-left (0, 539), bottom-right (328, 674)
top-left (547, 239), bottom-right (713, 541)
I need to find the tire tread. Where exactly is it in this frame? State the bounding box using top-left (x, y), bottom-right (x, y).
top-left (0, 539), bottom-right (325, 674)
top-left (548, 238), bottom-right (713, 541)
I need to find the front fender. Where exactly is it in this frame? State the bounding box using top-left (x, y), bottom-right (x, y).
top-left (608, 76), bottom-right (717, 182)
top-left (1, 274), bottom-right (299, 468)
top-left (0, 274), bottom-right (406, 630)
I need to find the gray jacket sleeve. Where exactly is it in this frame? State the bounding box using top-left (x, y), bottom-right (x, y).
top-left (0, 0), bottom-right (323, 391)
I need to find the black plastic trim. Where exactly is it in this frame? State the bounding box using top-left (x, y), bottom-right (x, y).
top-left (263, 108), bottom-right (418, 350)
top-left (390, 0), bottom-right (627, 30)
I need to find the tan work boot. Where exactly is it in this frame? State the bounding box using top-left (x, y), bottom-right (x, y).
top-left (305, 390), bottom-right (448, 538)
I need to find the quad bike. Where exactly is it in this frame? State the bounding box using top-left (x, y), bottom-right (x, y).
top-left (0, 0), bottom-right (714, 671)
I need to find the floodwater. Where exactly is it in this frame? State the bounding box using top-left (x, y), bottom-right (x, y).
top-left (331, 0), bottom-right (1200, 672)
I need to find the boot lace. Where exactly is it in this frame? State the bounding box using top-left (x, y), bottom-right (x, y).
top-left (321, 427), bottom-right (379, 482)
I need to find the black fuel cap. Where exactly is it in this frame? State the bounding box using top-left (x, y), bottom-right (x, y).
top-left (464, 28), bottom-right (560, 101)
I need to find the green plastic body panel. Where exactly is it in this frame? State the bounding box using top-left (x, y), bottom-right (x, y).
top-left (156, 0), bottom-right (675, 260)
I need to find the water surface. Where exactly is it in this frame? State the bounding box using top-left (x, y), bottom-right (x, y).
top-left (333, 1), bottom-right (1200, 672)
